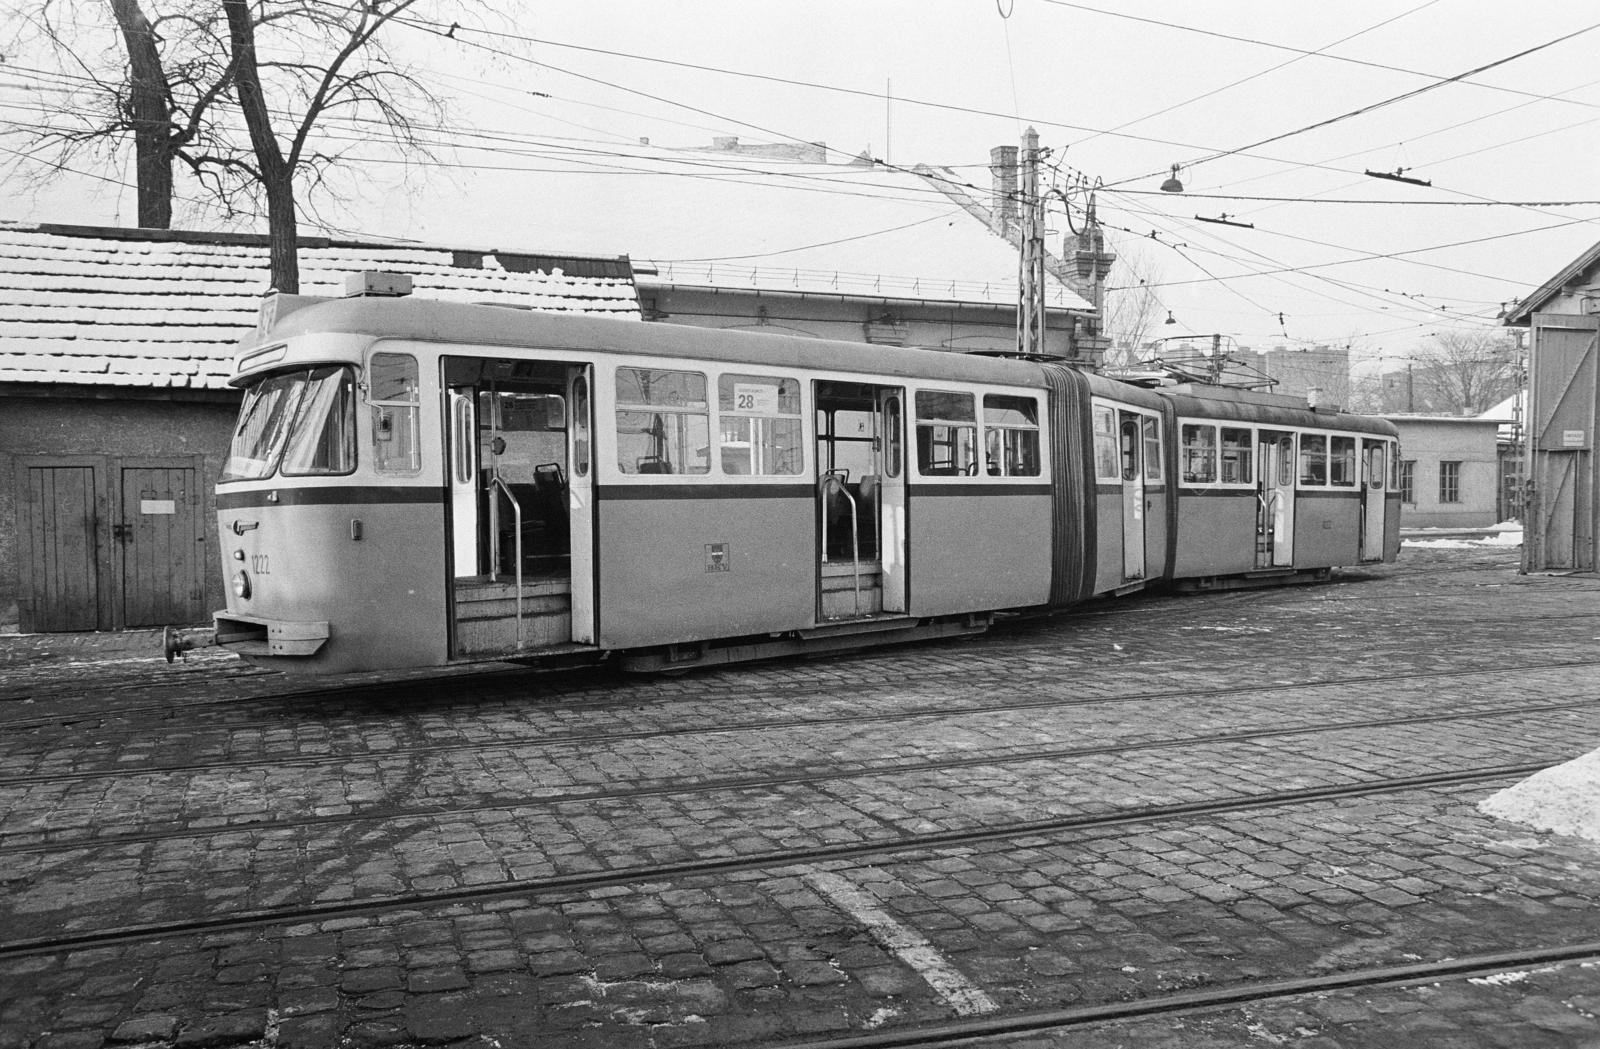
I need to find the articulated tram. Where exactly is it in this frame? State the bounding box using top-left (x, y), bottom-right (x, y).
top-left (203, 288), bottom-right (1400, 675)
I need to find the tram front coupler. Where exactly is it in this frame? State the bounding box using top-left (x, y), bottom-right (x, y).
top-left (162, 625), bottom-right (217, 663)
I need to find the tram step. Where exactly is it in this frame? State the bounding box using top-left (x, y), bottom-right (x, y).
top-left (455, 610), bottom-right (573, 655)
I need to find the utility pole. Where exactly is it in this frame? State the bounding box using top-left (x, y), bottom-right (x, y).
top-left (1016, 127), bottom-right (1046, 358)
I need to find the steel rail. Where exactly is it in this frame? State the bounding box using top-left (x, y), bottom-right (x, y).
top-left (6, 656), bottom-right (1600, 787)
top-left (766, 942), bottom-right (1600, 1049)
top-left (0, 762), bottom-right (1545, 958)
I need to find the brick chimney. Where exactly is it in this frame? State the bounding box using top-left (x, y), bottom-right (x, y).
top-left (990, 145), bottom-right (1018, 229)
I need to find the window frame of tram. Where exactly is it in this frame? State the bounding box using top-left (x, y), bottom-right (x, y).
top-left (717, 373), bottom-right (804, 476)
top-left (221, 364), bottom-right (358, 483)
top-left (1092, 406), bottom-right (1119, 482)
top-left (982, 393), bottom-right (1042, 477)
top-left (914, 390), bottom-right (979, 477)
top-left (614, 366), bottom-right (711, 476)
top-left (368, 352), bottom-right (422, 475)
top-left (1143, 416), bottom-right (1164, 484)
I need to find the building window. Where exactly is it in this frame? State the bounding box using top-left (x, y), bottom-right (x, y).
top-left (1400, 460), bottom-right (1416, 504)
top-left (1439, 460), bottom-right (1462, 503)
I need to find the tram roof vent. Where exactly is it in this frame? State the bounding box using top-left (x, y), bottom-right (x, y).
top-left (344, 271), bottom-right (413, 298)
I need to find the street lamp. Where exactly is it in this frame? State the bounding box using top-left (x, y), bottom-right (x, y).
top-left (1160, 164), bottom-right (1184, 193)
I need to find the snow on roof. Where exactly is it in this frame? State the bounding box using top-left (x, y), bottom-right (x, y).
top-left (350, 141), bottom-right (1092, 311)
top-left (0, 223), bottom-right (638, 392)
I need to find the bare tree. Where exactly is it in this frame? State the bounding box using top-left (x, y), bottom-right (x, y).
top-left (7, 0), bottom-right (455, 288)
top-left (1100, 235), bottom-right (1166, 371)
top-left (3, 0), bottom-right (236, 228)
top-left (1409, 328), bottom-right (1521, 415)
top-left (221, 0), bottom-right (443, 291)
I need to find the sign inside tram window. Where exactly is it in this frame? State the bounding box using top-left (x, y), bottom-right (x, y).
top-left (140, 499), bottom-right (176, 515)
top-left (733, 383), bottom-right (779, 415)
top-left (1563, 429), bottom-right (1586, 448)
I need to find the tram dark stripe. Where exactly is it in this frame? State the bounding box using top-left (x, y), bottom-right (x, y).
top-left (599, 483), bottom-right (807, 501)
top-left (216, 487), bottom-right (445, 509)
top-left (912, 484), bottom-right (1050, 497)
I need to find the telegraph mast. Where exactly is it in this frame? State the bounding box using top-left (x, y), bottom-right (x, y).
top-left (1016, 127), bottom-right (1047, 358)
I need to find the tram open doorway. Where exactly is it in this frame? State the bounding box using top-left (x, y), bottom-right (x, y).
top-left (1257, 430), bottom-right (1297, 568)
top-left (443, 356), bottom-right (595, 659)
top-left (814, 380), bottom-right (907, 622)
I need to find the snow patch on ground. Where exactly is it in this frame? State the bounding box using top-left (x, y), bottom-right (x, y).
top-left (1406, 527), bottom-right (1523, 550)
top-left (1479, 747), bottom-right (1600, 845)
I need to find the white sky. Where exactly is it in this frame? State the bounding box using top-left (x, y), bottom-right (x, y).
top-left (6, 0), bottom-right (1600, 366)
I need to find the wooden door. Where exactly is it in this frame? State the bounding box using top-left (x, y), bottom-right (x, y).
top-left (16, 462), bottom-right (103, 631)
top-left (119, 464), bottom-right (206, 626)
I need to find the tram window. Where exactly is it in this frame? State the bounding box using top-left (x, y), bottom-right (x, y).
top-left (884, 396), bottom-right (903, 478)
top-left (915, 390), bottom-right (977, 476)
top-left (572, 375), bottom-right (590, 478)
top-left (1329, 435), bottom-right (1356, 486)
top-left (1220, 428), bottom-right (1252, 485)
top-left (1299, 433), bottom-right (1328, 486)
top-left (369, 353), bottom-right (421, 474)
top-left (983, 394), bottom-right (1039, 476)
top-left (1142, 416), bottom-right (1163, 483)
top-left (615, 367), bottom-right (710, 475)
top-left (1390, 443), bottom-right (1402, 491)
top-left (718, 373), bottom-right (802, 476)
top-left (223, 373), bottom-right (300, 481)
top-left (1093, 406), bottom-right (1119, 481)
top-left (1180, 424), bottom-right (1217, 484)
top-left (281, 366), bottom-right (357, 476)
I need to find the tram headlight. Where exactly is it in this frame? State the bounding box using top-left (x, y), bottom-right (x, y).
top-left (231, 570), bottom-right (252, 599)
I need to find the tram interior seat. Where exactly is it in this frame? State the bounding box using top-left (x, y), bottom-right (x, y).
top-left (489, 464), bottom-right (571, 578)
top-left (822, 472), bottom-right (881, 561)
top-left (636, 456), bottom-right (673, 474)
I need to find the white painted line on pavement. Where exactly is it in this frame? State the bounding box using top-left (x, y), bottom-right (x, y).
top-left (803, 868), bottom-right (998, 1016)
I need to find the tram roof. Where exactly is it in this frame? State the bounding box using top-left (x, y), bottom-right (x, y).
top-left (252, 295), bottom-right (1077, 388)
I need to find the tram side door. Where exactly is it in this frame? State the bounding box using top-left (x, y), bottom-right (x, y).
top-left (1119, 411), bottom-right (1146, 581)
top-left (1258, 432), bottom-right (1296, 567)
top-left (567, 366), bottom-right (596, 643)
top-left (1360, 439), bottom-right (1387, 562)
top-left (877, 389), bottom-right (908, 613)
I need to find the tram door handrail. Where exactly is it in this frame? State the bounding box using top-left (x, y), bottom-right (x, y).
top-left (819, 472), bottom-right (862, 616)
top-left (488, 475), bottom-right (525, 647)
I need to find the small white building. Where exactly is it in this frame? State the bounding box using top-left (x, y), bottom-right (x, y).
top-left (1385, 414), bottom-right (1503, 529)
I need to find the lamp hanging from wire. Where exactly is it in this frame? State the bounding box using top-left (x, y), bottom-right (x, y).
top-left (1160, 164), bottom-right (1184, 193)
top-left (1164, 310), bottom-right (1177, 325)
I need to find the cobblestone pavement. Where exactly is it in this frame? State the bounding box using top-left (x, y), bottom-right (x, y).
top-left (2, 545), bottom-right (1599, 1048)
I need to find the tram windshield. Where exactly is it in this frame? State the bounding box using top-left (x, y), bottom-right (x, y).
top-left (222, 366), bottom-right (356, 481)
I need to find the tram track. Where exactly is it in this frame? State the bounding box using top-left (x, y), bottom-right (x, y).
top-left (0, 761), bottom-right (1547, 958)
top-left (767, 942), bottom-right (1600, 1049)
top-left (3, 656), bottom-right (1598, 789)
top-left (3, 692), bottom-right (1593, 856)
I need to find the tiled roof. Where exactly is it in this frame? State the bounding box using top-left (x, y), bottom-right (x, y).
top-left (0, 223), bottom-right (640, 391)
